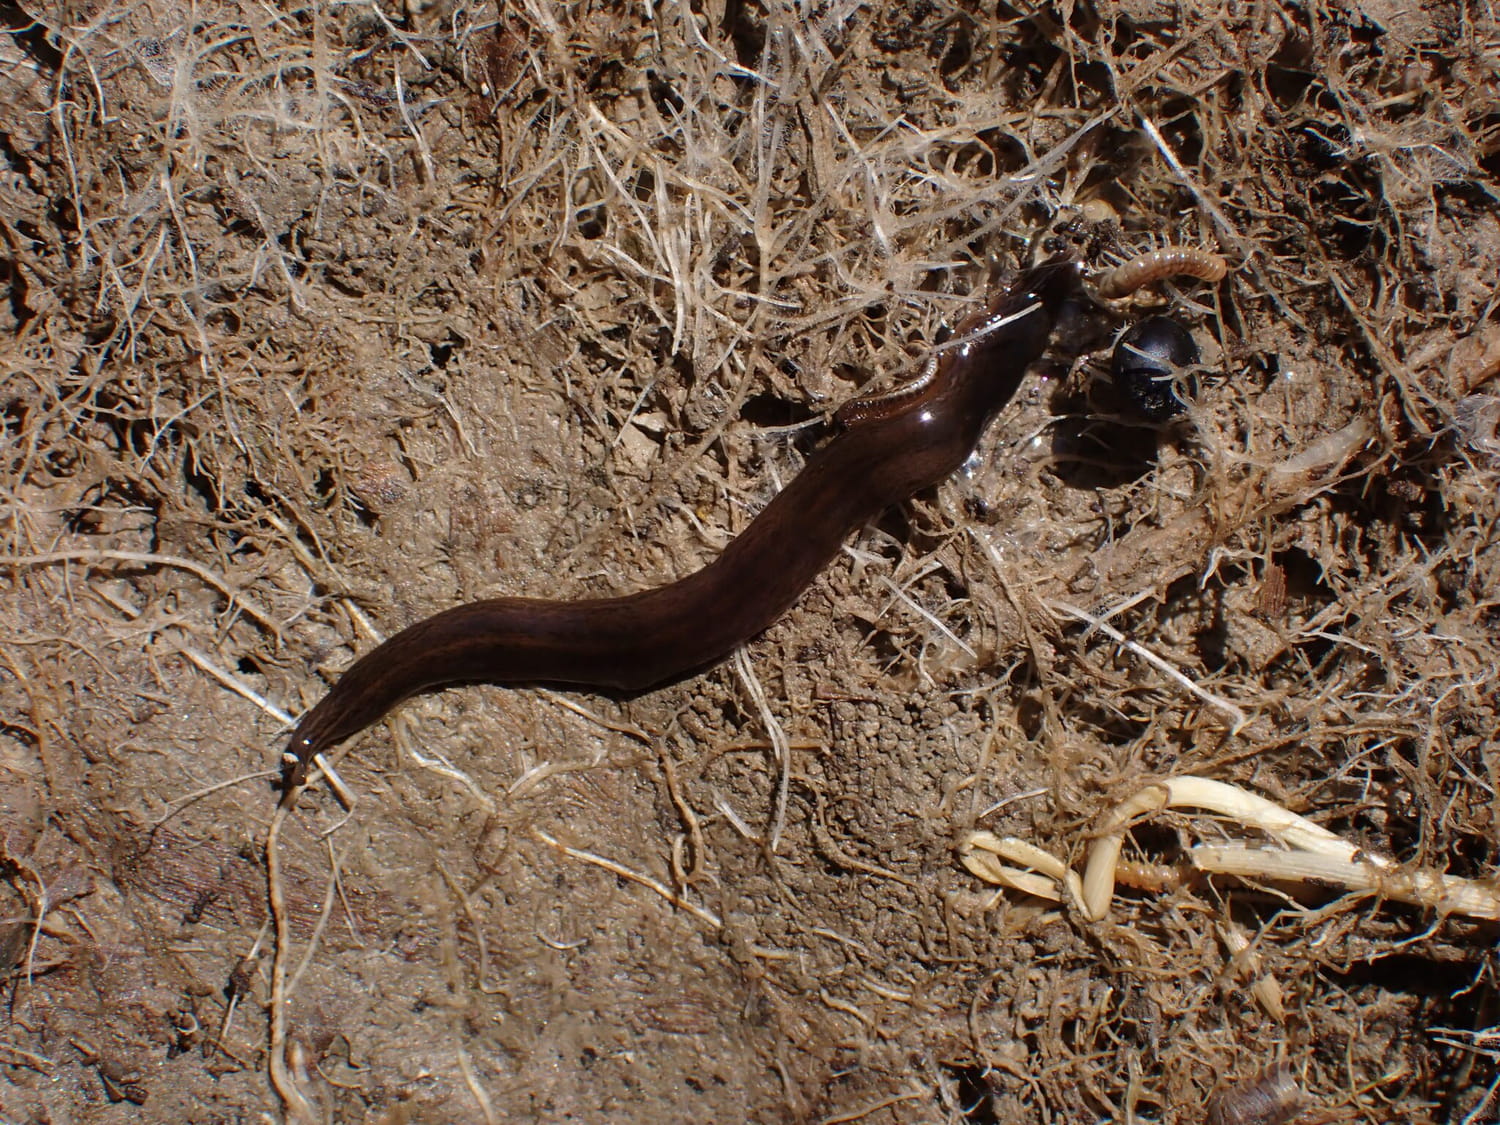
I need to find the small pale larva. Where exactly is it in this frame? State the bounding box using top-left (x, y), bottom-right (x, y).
top-left (1095, 245), bottom-right (1228, 299)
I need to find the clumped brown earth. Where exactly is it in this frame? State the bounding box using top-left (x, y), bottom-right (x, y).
top-left (2, 1), bottom-right (1499, 1121)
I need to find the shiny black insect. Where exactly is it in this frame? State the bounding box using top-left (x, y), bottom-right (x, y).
top-left (1111, 316), bottom-right (1199, 421)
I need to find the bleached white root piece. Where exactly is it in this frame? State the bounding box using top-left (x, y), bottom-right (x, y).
top-left (959, 831), bottom-right (1084, 905)
top-left (1216, 920), bottom-right (1286, 1022)
top-left (962, 775), bottom-right (1500, 925)
top-left (1080, 776), bottom-right (1355, 918)
top-left (1192, 845), bottom-right (1500, 922)
top-left (1078, 775), bottom-right (1500, 922)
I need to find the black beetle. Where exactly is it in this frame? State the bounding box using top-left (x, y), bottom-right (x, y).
top-left (1111, 316), bottom-right (1198, 421)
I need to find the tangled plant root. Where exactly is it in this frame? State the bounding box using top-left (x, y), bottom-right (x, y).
top-left (960, 775), bottom-right (1500, 922)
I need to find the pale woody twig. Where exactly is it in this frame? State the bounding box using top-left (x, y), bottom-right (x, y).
top-left (1047, 599), bottom-right (1250, 733)
top-left (733, 648), bottom-right (793, 853)
top-left (534, 829), bottom-right (722, 929)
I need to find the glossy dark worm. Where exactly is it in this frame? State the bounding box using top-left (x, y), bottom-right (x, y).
top-left (283, 258), bottom-right (1077, 790)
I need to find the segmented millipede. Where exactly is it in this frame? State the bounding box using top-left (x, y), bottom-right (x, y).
top-left (1094, 245), bottom-right (1228, 299)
